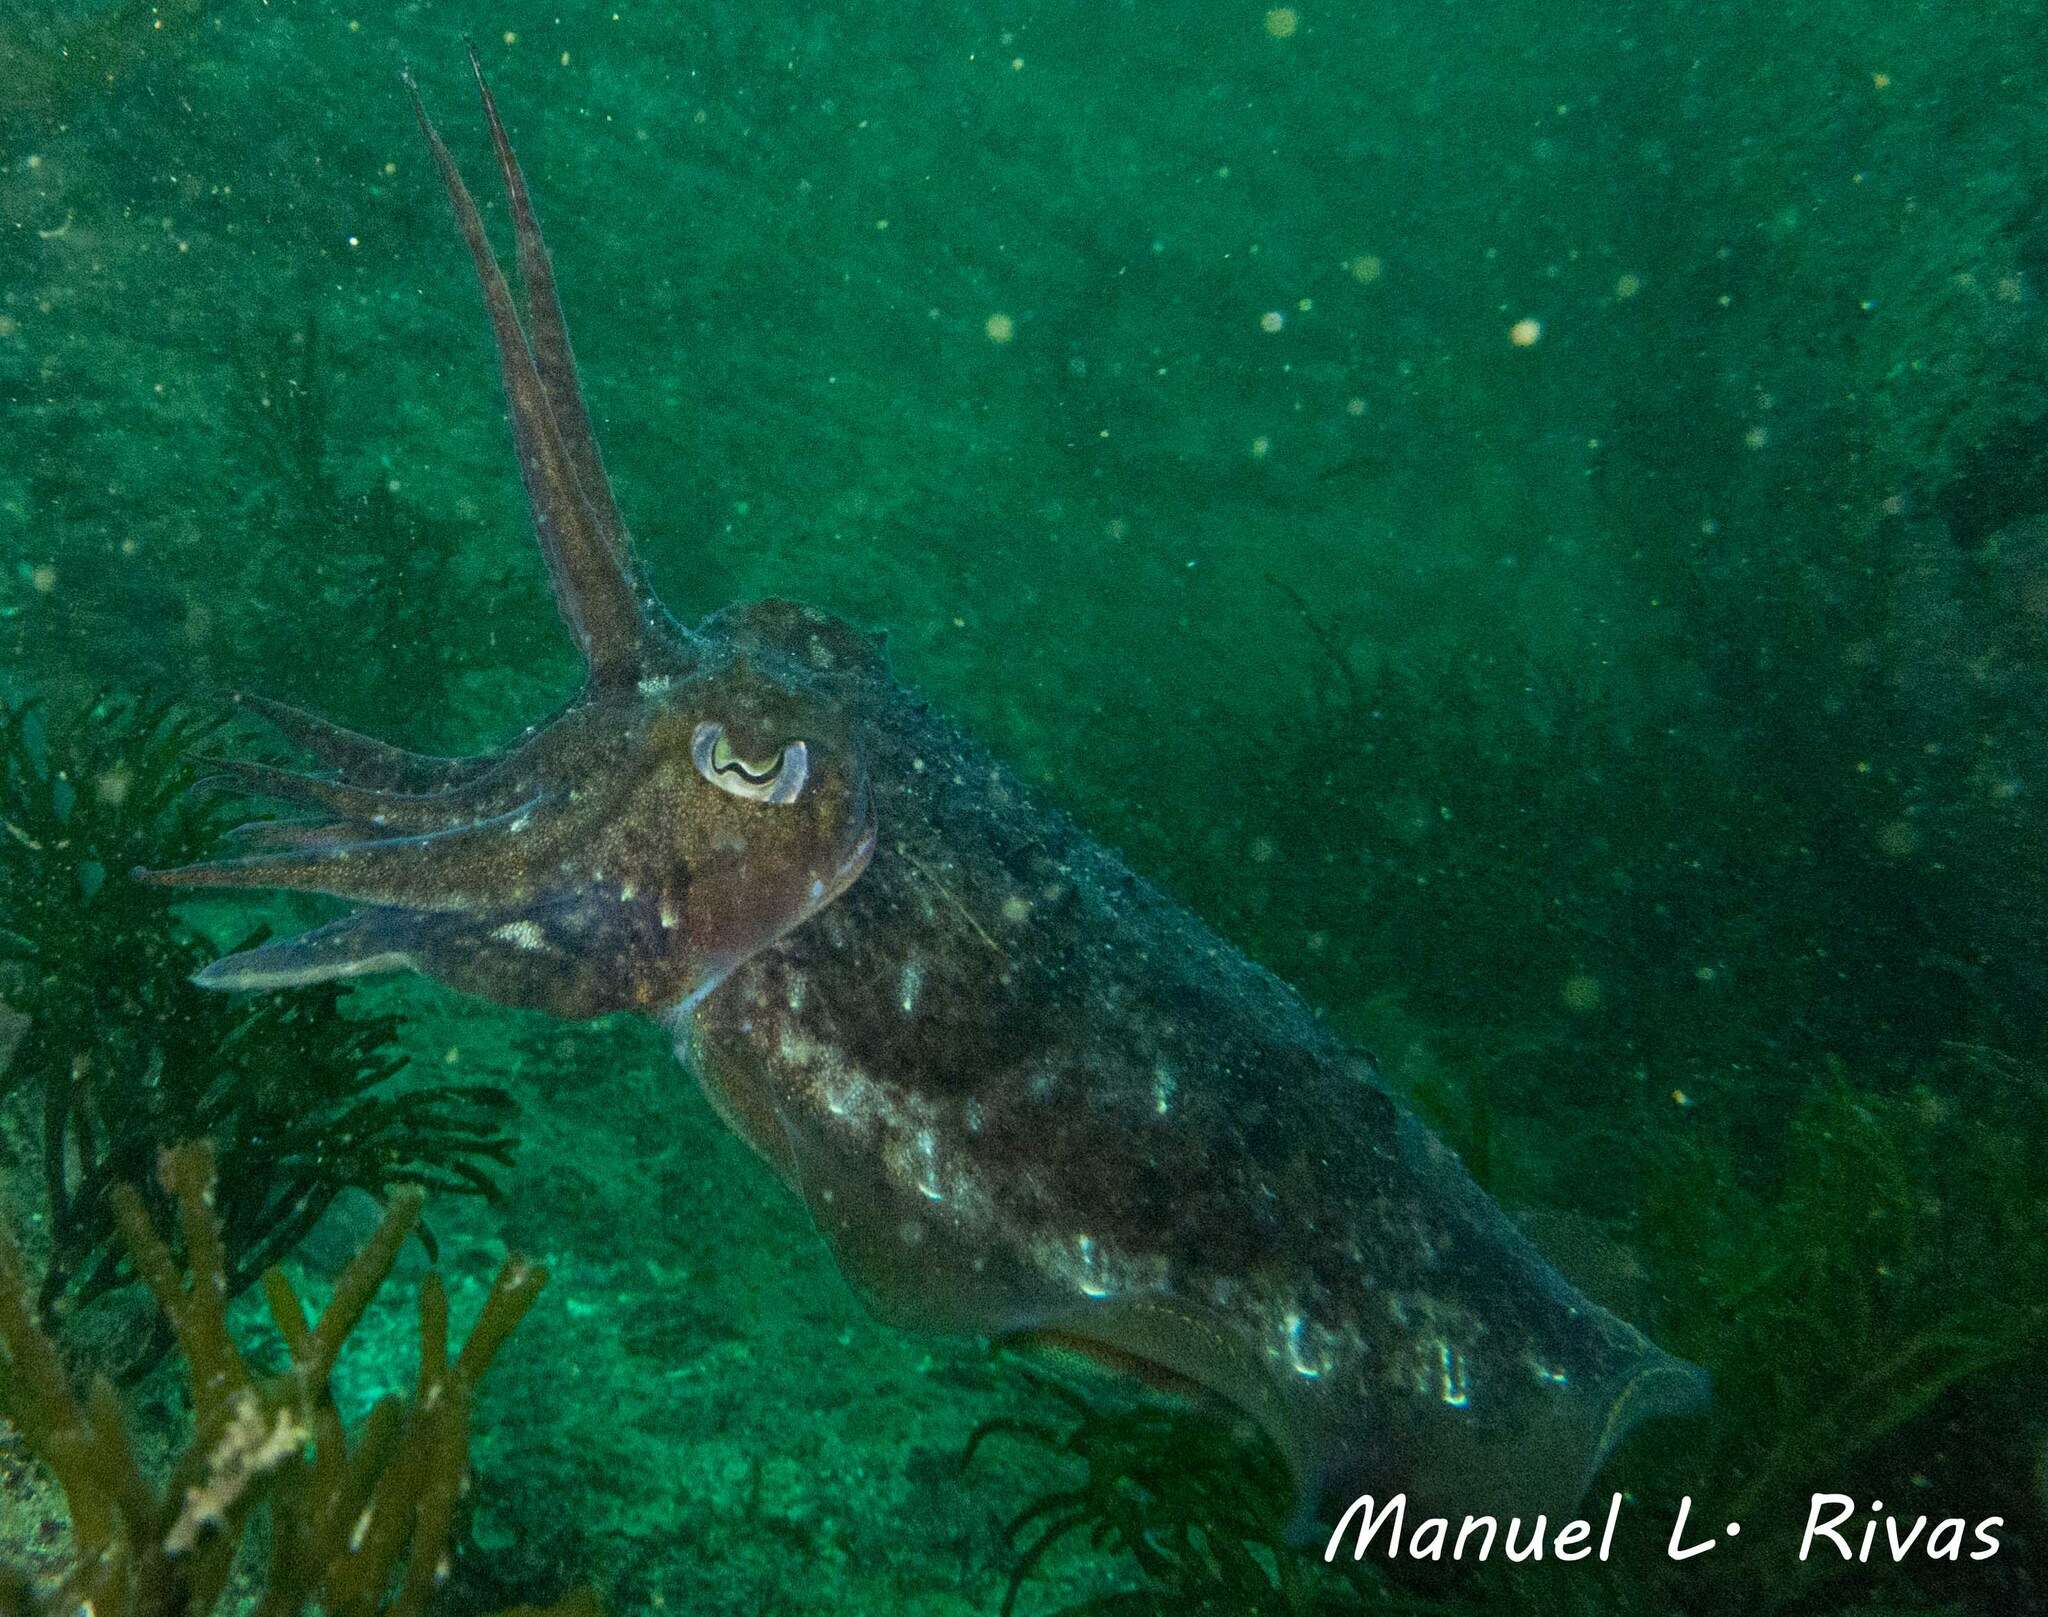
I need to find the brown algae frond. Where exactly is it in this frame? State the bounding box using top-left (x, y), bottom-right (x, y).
top-left (0, 1140), bottom-right (586, 1617)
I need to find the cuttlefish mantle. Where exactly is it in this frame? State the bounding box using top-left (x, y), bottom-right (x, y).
top-left (145, 60), bottom-right (1707, 1531)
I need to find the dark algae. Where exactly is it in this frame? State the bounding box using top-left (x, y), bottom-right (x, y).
top-left (0, 694), bottom-right (516, 1371)
top-left (3, 4), bottom-right (2046, 1617)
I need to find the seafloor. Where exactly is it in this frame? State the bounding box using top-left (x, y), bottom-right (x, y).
top-left (3, 2), bottom-right (2047, 1615)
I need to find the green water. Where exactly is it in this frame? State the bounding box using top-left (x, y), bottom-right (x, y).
top-left (2, 2), bottom-right (2045, 1614)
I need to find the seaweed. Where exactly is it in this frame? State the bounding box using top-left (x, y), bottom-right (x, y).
top-left (220, 316), bottom-right (556, 734)
top-left (0, 692), bottom-right (516, 1370)
top-left (1232, 555), bottom-right (2048, 1134)
top-left (0, 1139), bottom-right (593, 1617)
top-left (964, 1379), bottom-right (1377, 1617)
top-left (1629, 1053), bottom-right (2048, 1611)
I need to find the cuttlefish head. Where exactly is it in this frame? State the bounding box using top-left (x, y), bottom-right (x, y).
top-left (137, 58), bottom-right (874, 1020)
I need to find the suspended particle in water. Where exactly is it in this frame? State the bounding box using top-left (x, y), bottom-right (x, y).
top-left (1561, 973), bottom-right (1602, 1014)
top-left (28, 564), bottom-right (57, 594)
top-left (1265, 8), bottom-right (1300, 39)
top-left (1744, 425), bottom-right (1769, 450)
top-left (1260, 310), bottom-right (1286, 333)
top-left (1509, 317), bottom-right (1543, 347)
top-left (95, 768), bottom-right (133, 809)
top-left (1349, 254), bottom-right (1383, 284)
top-left (1249, 435), bottom-right (1272, 459)
top-left (984, 312), bottom-right (1015, 344)
top-left (1615, 272), bottom-right (1643, 298)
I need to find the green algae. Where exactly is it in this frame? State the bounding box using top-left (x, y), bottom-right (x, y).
top-left (0, 692), bottom-right (516, 1369)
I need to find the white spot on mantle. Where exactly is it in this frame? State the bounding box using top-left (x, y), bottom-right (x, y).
top-left (1437, 1341), bottom-right (1471, 1407)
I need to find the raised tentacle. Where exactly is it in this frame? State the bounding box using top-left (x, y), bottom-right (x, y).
top-left (230, 693), bottom-right (496, 794)
top-left (136, 795), bottom-right (552, 912)
top-left (465, 51), bottom-right (692, 656)
top-left (404, 69), bottom-right (648, 686)
top-left (468, 55), bottom-right (692, 659)
top-left (466, 43), bottom-right (627, 565)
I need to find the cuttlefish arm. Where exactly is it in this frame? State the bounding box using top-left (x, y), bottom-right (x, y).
top-left (137, 63), bottom-right (875, 1019)
top-left (222, 690), bottom-right (505, 794)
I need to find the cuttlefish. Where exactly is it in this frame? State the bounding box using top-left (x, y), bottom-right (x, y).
top-left (143, 60), bottom-right (1706, 1531)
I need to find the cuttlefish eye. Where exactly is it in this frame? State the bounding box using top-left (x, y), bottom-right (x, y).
top-left (691, 720), bottom-right (809, 805)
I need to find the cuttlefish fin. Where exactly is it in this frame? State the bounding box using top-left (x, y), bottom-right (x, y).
top-left (136, 795), bottom-right (549, 913)
top-left (403, 65), bottom-right (654, 687)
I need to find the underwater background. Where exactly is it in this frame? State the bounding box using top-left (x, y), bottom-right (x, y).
top-left (2, 1), bottom-right (2046, 1614)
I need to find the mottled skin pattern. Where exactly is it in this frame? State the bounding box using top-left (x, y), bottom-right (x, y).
top-left (147, 62), bottom-right (1706, 1532)
top-left (693, 602), bottom-right (1704, 1525)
